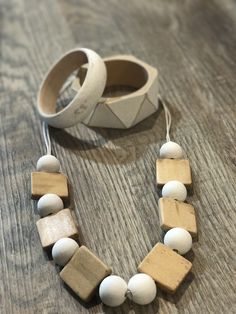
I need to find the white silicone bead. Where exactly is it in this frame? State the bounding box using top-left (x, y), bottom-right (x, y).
top-left (99, 275), bottom-right (127, 307)
top-left (164, 227), bottom-right (192, 255)
top-left (127, 273), bottom-right (156, 305)
top-left (36, 155), bottom-right (60, 172)
top-left (37, 193), bottom-right (64, 217)
top-left (162, 180), bottom-right (187, 201)
top-left (52, 238), bottom-right (79, 266)
top-left (160, 141), bottom-right (183, 159)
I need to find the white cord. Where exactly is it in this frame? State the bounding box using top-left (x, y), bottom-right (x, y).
top-left (42, 121), bottom-right (52, 155)
top-left (158, 95), bottom-right (172, 142)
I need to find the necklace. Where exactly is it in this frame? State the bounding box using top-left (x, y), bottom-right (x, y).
top-left (31, 96), bottom-right (197, 307)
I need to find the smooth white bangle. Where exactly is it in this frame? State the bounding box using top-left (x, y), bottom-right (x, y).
top-left (37, 48), bottom-right (107, 128)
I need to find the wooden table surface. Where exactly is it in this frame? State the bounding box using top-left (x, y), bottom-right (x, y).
top-left (0, 0), bottom-right (236, 313)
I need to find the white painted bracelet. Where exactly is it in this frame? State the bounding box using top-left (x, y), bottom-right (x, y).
top-left (37, 48), bottom-right (107, 128)
top-left (73, 54), bottom-right (159, 129)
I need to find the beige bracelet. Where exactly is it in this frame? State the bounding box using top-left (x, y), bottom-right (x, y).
top-left (37, 48), bottom-right (107, 128)
top-left (73, 55), bottom-right (159, 129)
top-left (38, 50), bottom-right (159, 129)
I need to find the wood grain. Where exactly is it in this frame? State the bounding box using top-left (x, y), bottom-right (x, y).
top-left (31, 172), bottom-right (69, 199)
top-left (138, 243), bottom-right (192, 294)
top-left (156, 159), bottom-right (192, 186)
top-left (158, 198), bottom-right (197, 236)
top-left (0, 0), bottom-right (236, 313)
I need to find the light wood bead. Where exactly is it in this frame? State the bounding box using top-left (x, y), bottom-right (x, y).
top-left (60, 246), bottom-right (112, 302)
top-left (36, 208), bottom-right (78, 249)
top-left (156, 159), bottom-right (192, 187)
top-left (158, 198), bottom-right (197, 237)
top-left (36, 155), bottom-right (60, 172)
top-left (52, 238), bottom-right (79, 266)
top-left (127, 274), bottom-right (156, 305)
top-left (31, 172), bottom-right (69, 199)
top-left (138, 243), bottom-right (192, 294)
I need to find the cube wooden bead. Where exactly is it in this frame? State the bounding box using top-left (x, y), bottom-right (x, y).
top-left (156, 159), bottom-right (192, 186)
top-left (138, 242), bottom-right (192, 294)
top-left (31, 172), bottom-right (69, 199)
top-left (60, 246), bottom-right (112, 302)
top-left (36, 208), bottom-right (78, 249)
top-left (158, 197), bottom-right (197, 236)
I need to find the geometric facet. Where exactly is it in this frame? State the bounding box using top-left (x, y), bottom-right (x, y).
top-left (87, 102), bottom-right (126, 128)
top-left (133, 95), bottom-right (157, 126)
top-left (108, 94), bottom-right (145, 128)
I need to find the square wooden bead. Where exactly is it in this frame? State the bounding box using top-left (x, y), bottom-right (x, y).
top-left (158, 197), bottom-right (197, 236)
top-left (31, 172), bottom-right (69, 199)
top-left (138, 242), bottom-right (192, 294)
top-left (36, 208), bottom-right (78, 249)
top-left (156, 159), bottom-right (192, 186)
top-left (60, 246), bottom-right (112, 302)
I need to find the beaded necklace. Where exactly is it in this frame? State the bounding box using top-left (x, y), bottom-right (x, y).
top-left (31, 97), bottom-right (197, 307)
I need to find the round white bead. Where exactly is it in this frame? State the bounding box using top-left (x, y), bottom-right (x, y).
top-left (52, 238), bottom-right (79, 266)
top-left (37, 193), bottom-right (64, 217)
top-left (164, 227), bottom-right (192, 255)
top-left (99, 275), bottom-right (127, 307)
top-left (160, 141), bottom-right (183, 159)
top-left (36, 155), bottom-right (60, 172)
top-left (127, 273), bottom-right (156, 305)
top-left (162, 180), bottom-right (187, 201)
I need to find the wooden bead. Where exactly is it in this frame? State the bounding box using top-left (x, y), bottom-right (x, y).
top-left (160, 141), bottom-right (183, 159)
top-left (60, 246), bottom-right (112, 302)
top-left (99, 275), bottom-right (127, 307)
top-left (156, 159), bottom-right (192, 186)
top-left (52, 238), bottom-right (79, 266)
top-left (37, 193), bottom-right (64, 217)
top-left (158, 197), bottom-right (197, 236)
top-left (162, 180), bottom-right (187, 201)
top-left (36, 155), bottom-right (60, 172)
top-left (31, 172), bottom-right (69, 199)
top-left (164, 227), bottom-right (192, 255)
top-left (127, 273), bottom-right (156, 305)
top-left (138, 243), bottom-right (192, 294)
top-left (36, 208), bottom-right (78, 249)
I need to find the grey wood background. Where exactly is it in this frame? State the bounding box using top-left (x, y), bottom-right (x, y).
top-left (0, 0), bottom-right (236, 313)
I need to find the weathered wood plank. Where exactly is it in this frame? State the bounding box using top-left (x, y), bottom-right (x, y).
top-left (0, 0), bottom-right (236, 313)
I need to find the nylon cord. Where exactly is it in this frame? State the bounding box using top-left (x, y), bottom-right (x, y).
top-left (158, 95), bottom-right (172, 142)
top-left (42, 121), bottom-right (51, 155)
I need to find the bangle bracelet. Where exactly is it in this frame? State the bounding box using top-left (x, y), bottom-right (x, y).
top-left (73, 54), bottom-right (159, 129)
top-left (31, 93), bottom-right (197, 307)
top-left (37, 48), bottom-right (107, 128)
